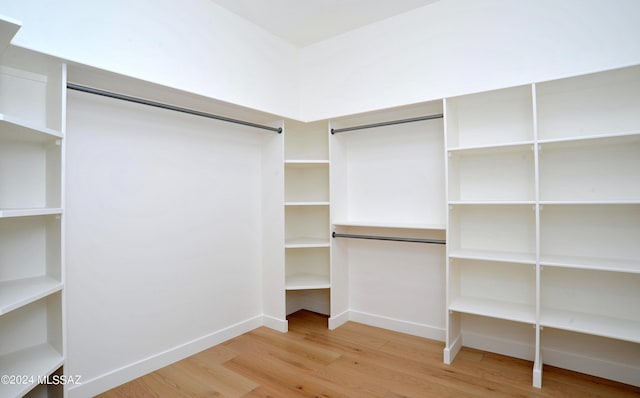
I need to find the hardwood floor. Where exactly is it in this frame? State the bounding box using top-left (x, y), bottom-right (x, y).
top-left (99, 310), bottom-right (640, 397)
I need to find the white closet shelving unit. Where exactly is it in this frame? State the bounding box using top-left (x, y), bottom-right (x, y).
top-left (283, 120), bottom-right (331, 315)
top-left (330, 102), bottom-right (446, 330)
top-left (444, 65), bottom-right (640, 387)
top-left (0, 16), bottom-right (66, 398)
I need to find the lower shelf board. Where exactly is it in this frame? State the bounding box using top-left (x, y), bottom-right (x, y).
top-left (0, 276), bottom-right (63, 315)
top-left (449, 297), bottom-right (536, 324)
top-left (285, 273), bottom-right (330, 290)
top-left (448, 249), bottom-right (536, 265)
top-left (541, 308), bottom-right (640, 343)
top-left (284, 237), bottom-right (330, 248)
top-left (0, 343), bottom-right (63, 397)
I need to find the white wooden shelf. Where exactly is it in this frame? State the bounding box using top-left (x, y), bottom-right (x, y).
top-left (541, 309), bottom-right (640, 344)
top-left (449, 200), bottom-right (536, 205)
top-left (284, 159), bottom-right (329, 164)
top-left (539, 200), bottom-right (640, 205)
top-left (285, 273), bottom-right (330, 290)
top-left (333, 220), bottom-right (446, 231)
top-left (540, 255), bottom-right (640, 274)
top-left (0, 113), bottom-right (63, 139)
top-left (0, 208), bottom-right (63, 218)
top-left (447, 140), bottom-right (534, 153)
top-left (285, 237), bottom-right (330, 248)
top-left (448, 248), bottom-right (536, 265)
top-left (537, 129), bottom-right (640, 145)
top-left (449, 297), bottom-right (536, 324)
top-left (0, 276), bottom-right (62, 315)
top-left (0, 343), bottom-right (64, 398)
top-left (284, 202), bottom-right (330, 206)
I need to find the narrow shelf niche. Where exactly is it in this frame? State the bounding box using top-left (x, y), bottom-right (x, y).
top-left (285, 163), bottom-right (329, 203)
top-left (0, 124), bottom-right (62, 210)
top-left (448, 144), bottom-right (535, 202)
top-left (285, 205), bottom-right (330, 244)
top-left (448, 204), bottom-right (536, 260)
top-left (0, 47), bottom-right (65, 133)
top-left (285, 247), bottom-right (330, 290)
top-left (0, 215), bottom-right (62, 315)
top-left (449, 258), bottom-right (535, 324)
top-left (284, 120), bottom-right (328, 161)
top-left (446, 85), bottom-right (533, 149)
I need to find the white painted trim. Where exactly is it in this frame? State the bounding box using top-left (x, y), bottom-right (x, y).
top-left (542, 346), bottom-right (640, 388)
top-left (461, 330), bottom-right (535, 362)
top-left (348, 310), bottom-right (445, 341)
top-left (263, 314), bottom-right (288, 333)
top-left (67, 315), bottom-right (263, 398)
top-left (443, 334), bottom-right (461, 365)
top-left (328, 310), bottom-right (349, 330)
top-left (532, 359), bottom-right (542, 388)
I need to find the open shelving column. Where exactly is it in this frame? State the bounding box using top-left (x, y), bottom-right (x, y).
top-left (444, 66), bottom-right (640, 387)
top-left (283, 120), bottom-right (332, 316)
top-left (0, 16), bottom-right (67, 398)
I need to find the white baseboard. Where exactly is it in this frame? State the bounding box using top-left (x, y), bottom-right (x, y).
top-left (328, 310), bottom-right (349, 330)
top-left (542, 346), bottom-right (640, 387)
top-left (443, 334), bottom-right (461, 364)
top-left (344, 310), bottom-right (445, 341)
top-left (263, 314), bottom-right (288, 332)
top-left (461, 330), bottom-right (536, 362)
top-left (457, 331), bottom-right (640, 388)
top-left (67, 315), bottom-right (263, 398)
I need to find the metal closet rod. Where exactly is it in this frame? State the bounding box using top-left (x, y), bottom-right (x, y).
top-left (331, 113), bottom-right (443, 134)
top-left (332, 232), bottom-right (446, 245)
top-left (67, 82), bottom-right (282, 134)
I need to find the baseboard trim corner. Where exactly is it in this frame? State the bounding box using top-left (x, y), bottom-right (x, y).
top-left (67, 314), bottom-right (263, 398)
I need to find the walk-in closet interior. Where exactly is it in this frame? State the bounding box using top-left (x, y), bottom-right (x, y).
top-left (0, 0), bottom-right (639, 396)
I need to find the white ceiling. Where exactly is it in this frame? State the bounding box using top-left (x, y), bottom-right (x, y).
top-left (209, 0), bottom-right (440, 47)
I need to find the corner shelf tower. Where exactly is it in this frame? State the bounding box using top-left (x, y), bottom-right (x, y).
top-left (283, 120), bottom-right (331, 316)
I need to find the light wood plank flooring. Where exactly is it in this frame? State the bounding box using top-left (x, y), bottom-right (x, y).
top-left (99, 310), bottom-right (640, 397)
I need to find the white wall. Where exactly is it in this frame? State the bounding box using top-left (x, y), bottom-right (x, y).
top-left (0, 0), bottom-right (299, 118)
top-left (299, 0), bottom-right (640, 120)
top-left (2, 0), bottom-right (640, 120)
top-left (65, 90), bottom-right (269, 396)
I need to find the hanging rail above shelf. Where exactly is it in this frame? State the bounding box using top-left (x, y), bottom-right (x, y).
top-left (332, 232), bottom-right (446, 245)
top-left (67, 82), bottom-right (282, 134)
top-left (331, 113), bottom-right (443, 134)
